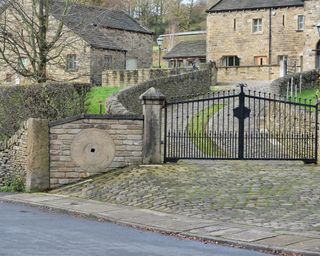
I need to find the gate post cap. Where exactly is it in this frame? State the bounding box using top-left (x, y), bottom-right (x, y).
top-left (139, 87), bottom-right (165, 101)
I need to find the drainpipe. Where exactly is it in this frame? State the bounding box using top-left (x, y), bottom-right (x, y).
top-left (269, 8), bottom-right (272, 65)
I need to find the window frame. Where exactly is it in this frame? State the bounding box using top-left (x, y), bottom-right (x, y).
top-left (103, 55), bottom-right (113, 70)
top-left (297, 15), bottom-right (305, 31)
top-left (66, 54), bottom-right (78, 72)
top-left (19, 57), bottom-right (28, 69)
top-left (254, 56), bottom-right (268, 66)
top-left (223, 56), bottom-right (240, 67)
top-left (252, 18), bottom-right (263, 33)
top-left (5, 73), bottom-right (12, 82)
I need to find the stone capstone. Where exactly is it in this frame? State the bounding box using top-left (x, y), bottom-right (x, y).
top-left (71, 128), bottom-right (116, 172)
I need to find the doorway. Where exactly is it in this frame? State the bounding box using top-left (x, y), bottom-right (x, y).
top-left (126, 58), bottom-right (138, 70)
top-left (279, 55), bottom-right (288, 77)
top-left (316, 41), bottom-right (320, 70)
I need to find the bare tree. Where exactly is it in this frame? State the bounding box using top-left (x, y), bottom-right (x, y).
top-left (0, 0), bottom-right (77, 83)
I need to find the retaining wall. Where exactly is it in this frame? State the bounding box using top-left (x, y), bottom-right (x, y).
top-left (218, 65), bottom-right (281, 82)
top-left (107, 68), bottom-right (213, 115)
top-left (102, 68), bottom-right (193, 87)
top-left (270, 69), bottom-right (319, 95)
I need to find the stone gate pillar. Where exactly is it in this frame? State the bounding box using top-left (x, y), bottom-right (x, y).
top-left (140, 87), bottom-right (166, 164)
top-left (26, 118), bottom-right (49, 192)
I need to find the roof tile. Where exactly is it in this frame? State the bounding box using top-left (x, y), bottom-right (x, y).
top-left (208, 0), bottom-right (304, 12)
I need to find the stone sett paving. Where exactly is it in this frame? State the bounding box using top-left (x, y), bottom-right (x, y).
top-left (53, 160), bottom-right (320, 234)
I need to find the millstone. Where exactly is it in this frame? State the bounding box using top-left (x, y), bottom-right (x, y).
top-left (71, 128), bottom-right (115, 172)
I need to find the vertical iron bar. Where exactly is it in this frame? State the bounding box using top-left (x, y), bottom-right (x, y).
top-left (164, 104), bottom-right (168, 162)
top-left (315, 102), bottom-right (319, 163)
top-left (181, 100), bottom-right (184, 158)
top-left (238, 85), bottom-right (245, 159)
top-left (170, 104), bottom-right (174, 159)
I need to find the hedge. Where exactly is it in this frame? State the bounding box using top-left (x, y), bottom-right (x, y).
top-left (0, 82), bottom-right (91, 140)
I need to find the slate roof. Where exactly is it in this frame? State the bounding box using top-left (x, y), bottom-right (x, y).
top-left (0, 1), bottom-right (152, 51)
top-left (50, 1), bottom-right (152, 51)
top-left (163, 40), bottom-right (206, 59)
top-left (52, 2), bottom-right (152, 35)
top-left (208, 0), bottom-right (304, 12)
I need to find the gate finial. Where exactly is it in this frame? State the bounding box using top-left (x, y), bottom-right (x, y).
top-left (237, 83), bottom-right (247, 93)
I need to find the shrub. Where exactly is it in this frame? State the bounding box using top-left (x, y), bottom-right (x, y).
top-left (0, 174), bottom-right (25, 192)
top-left (0, 82), bottom-right (92, 140)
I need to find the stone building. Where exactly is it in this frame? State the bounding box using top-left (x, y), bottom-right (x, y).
top-left (163, 40), bottom-right (207, 68)
top-left (159, 31), bottom-right (207, 53)
top-left (0, 1), bottom-right (153, 86)
top-left (207, 0), bottom-right (320, 81)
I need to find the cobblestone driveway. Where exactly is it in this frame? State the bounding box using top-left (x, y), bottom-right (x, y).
top-left (54, 160), bottom-right (320, 234)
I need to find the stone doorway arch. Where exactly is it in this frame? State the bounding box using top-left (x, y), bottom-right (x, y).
top-left (316, 41), bottom-right (320, 70)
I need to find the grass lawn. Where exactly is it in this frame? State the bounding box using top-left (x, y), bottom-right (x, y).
top-left (86, 87), bottom-right (121, 114)
top-left (296, 88), bottom-right (318, 105)
top-left (189, 104), bottom-right (224, 156)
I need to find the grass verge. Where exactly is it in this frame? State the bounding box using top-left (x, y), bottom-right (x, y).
top-left (85, 87), bottom-right (121, 114)
top-left (295, 88), bottom-right (318, 105)
top-left (189, 104), bottom-right (224, 156)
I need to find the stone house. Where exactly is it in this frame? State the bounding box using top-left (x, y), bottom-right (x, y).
top-left (207, 0), bottom-right (320, 81)
top-left (163, 40), bottom-right (207, 68)
top-left (159, 31), bottom-right (207, 53)
top-left (0, 1), bottom-right (153, 86)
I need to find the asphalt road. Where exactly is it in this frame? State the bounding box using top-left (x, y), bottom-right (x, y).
top-left (0, 202), bottom-right (269, 256)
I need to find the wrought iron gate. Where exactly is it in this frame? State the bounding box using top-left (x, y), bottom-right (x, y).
top-left (163, 84), bottom-right (318, 163)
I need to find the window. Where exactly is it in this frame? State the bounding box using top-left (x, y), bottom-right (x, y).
top-left (19, 57), bottom-right (28, 68)
top-left (223, 56), bottom-right (240, 67)
top-left (234, 19), bottom-right (237, 31)
top-left (300, 56), bottom-right (304, 72)
top-left (282, 15), bottom-right (285, 27)
top-left (103, 55), bottom-right (112, 69)
top-left (5, 73), bottom-right (12, 82)
top-left (169, 60), bottom-right (176, 68)
top-left (254, 56), bottom-right (268, 66)
top-left (66, 54), bottom-right (77, 71)
top-left (252, 18), bottom-right (262, 33)
top-left (297, 15), bottom-right (304, 31)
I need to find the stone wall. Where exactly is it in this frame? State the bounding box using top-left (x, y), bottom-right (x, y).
top-left (207, 7), bottom-right (305, 69)
top-left (271, 69), bottom-right (319, 95)
top-left (218, 65), bottom-right (281, 82)
top-left (0, 121), bottom-right (28, 187)
top-left (107, 68), bottom-right (214, 115)
top-left (102, 28), bottom-right (153, 69)
top-left (90, 48), bottom-right (126, 86)
top-left (102, 68), bottom-right (192, 87)
top-left (303, 0), bottom-right (320, 71)
top-left (49, 115), bottom-right (144, 188)
top-left (266, 100), bottom-right (318, 161)
top-left (268, 69), bottom-right (320, 161)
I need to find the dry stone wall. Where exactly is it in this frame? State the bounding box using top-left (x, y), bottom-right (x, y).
top-left (49, 115), bottom-right (144, 188)
top-left (107, 68), bottom-right (214, 115)
top-left (269, 70), bottom-right (320, 160)
top-left (0, 121), bottom-right (28, 186)
top-left (102, 68), bottom-right (192, 87)
top-left (271, 70), bottom-right (319, 95)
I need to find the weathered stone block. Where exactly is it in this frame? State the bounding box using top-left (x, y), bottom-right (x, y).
top-left (26, 118), bottom-right (50, 192)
